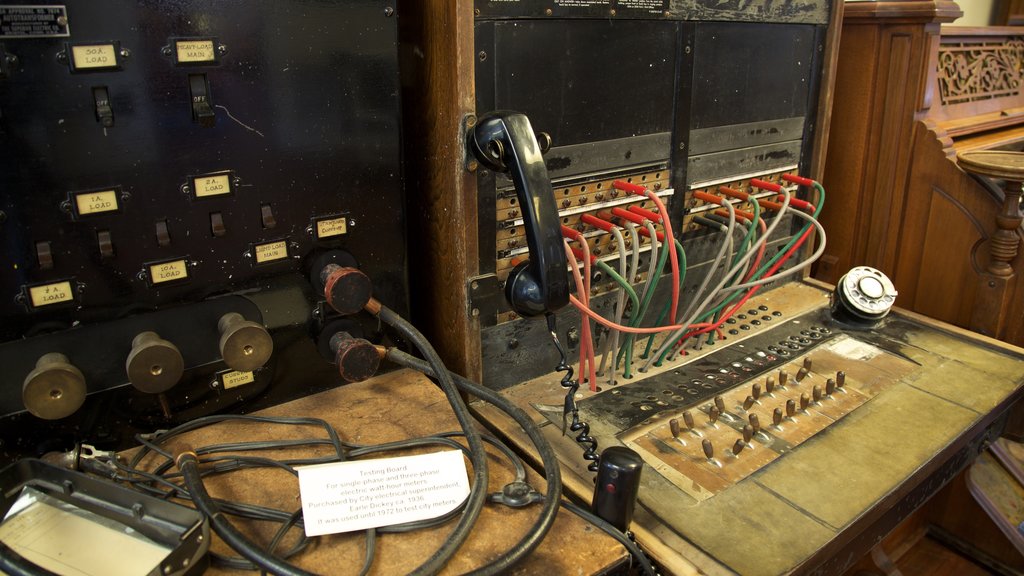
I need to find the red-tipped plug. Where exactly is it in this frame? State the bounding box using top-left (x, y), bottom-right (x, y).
top-left (781, 174), bottom-right (815, 187)
top-left (612, 180), bottom-right (648, 196)
top-left (627, 205), bottom-right (662, 223)
top-left (320, 265), bottom-right (373, 315)
top-left (749, 178), bottom-right (783, 193)
top-left (329, 332), bottom-right (382, 383)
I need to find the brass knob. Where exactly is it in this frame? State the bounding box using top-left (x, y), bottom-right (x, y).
top-left (23, 353), bottom-right (86, 420)
top-left (126, 332), bottom-right (184, 394)
top-left (218, 312), bottom-right (273, 372)
top-left (330, 332), bottom-right (381, 383)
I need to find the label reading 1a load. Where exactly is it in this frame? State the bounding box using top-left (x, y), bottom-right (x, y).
top-left (192, 173), bottom-right (233, 198)
top-left (219, 370), bottom-right (255, 389)
top-left (175, 39), bottom-right (216, 64)
top-left (315, 217), bottom-right (347, 240)
top-left (70, 43), bottom-right (118, 71)
top-left (27, 281), bottom-right (74, 308)
top-left (73, 189), bottom-right (119, 216)
top-left (253, 240), bottom-right (288, 264)
top-left (149, 259), bottom-right (188, 284)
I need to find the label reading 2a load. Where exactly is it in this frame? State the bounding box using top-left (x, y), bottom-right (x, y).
top-left (192, 173), bottom-right (233, 198)
top-left (148, 259), bottom-right (189, 285)
top-left (253, 240), bottom-right (288, 264)
top-left (72, 189), bottom-right (119, 216)
top-left (298, 451), bottom-right (470, 536)
top-left (27, 281), bottom-right (74, 308)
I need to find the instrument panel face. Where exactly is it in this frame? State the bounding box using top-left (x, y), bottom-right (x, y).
top-left (0, 0), bottom-right (408, 459)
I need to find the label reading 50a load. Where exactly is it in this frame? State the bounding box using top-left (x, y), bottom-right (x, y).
top-left (69, 43), bottom-right (119, 71)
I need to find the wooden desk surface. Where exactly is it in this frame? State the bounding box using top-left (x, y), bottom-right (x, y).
top-left (472, 282), bottom-right (1024, 575)
top-left (135, 369), bottom-right (626, 575)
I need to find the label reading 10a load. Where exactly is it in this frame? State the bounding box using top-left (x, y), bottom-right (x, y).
top-left (148, 259), bottom-right (189, 285)
top-left (0, 6), bottom-right (69, 39)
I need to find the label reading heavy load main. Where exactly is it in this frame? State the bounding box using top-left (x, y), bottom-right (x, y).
top-left (0, 6), bottom-right (69, 38)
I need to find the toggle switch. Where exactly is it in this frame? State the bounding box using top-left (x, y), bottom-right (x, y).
top-left (218, 312), bottom-right (273, 372)
top-left (35, 241), bottom-right (53, 270)
top-left (329, 331), bottom-right (381, 383)
top-left (92, 86), bottom-right (114, 128)
top-left (23, 353), bottom-right (87, 420)
top-left (125, 331), bottom-right (184, 394)
top-left (155, 220), bottom-right (171, 246)
top-left (97, 229), bottom-right (114, 258)
top-left (261, 204), bottom-right (277, 229)
top-left (210, 212), bottom-right (226, 237)
top-left (188, 73), bottom-right (215, 127)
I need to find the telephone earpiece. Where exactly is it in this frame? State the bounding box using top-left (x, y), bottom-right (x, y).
top-left (468, 111), bottom-right (568, 317)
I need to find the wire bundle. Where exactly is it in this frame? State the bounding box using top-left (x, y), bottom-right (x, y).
top-left (97, 298), bottom-right (654, 575)
top-left (562, 175), bottom-right (826, 380)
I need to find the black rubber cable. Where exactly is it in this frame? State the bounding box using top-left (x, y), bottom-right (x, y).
top-left (177, 452), bottom-right (316, 576)
top-left (560, 500), bottom-right (656, 576)
top-left (374, 304), bottom-right (490, 576)
top-left (385, 348), bottom-right (562, 576)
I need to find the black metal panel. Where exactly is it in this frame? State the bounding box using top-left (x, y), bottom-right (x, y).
top-left (0, 0), bottom-right (406, 459)
top-left (690, 22), bottom-right (816, 130)
top-left (489, 19), bottom-right (678, 150)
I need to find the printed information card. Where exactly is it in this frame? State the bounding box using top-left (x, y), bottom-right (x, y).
top-left (298, 450), bottom-right (470, 536)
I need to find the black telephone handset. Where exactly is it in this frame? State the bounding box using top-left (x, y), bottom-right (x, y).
top-left (468, 111), bottom-right (569, 317)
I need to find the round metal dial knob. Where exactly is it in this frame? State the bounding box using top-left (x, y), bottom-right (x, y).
top-left (218, 312), bottom-right (274, 372)
top-left (23, 353), bottom-right (87, 420)
top-left (125, 331), bottom-right (184, 394)
top-left (831, 266), bottom-right (898, 325)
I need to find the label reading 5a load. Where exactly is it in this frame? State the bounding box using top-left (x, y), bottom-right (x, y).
top-left (175, 39), bottom-right (216, 64)
top-left (298, 450), bottom-right (470, 536)
top-left (315, 216), bottom-right (347, 240)
top-left (253, 240), bottom-right (288, 264)
top-left (69, 43), bottom-right (118, 71)
top-left (27, 281), bottom-right (74, 308)
top-left (72, 189), bottom-right (119, 216)
top-left (148, 259), bottom-right (189, 285)
top-left (191, 172), bottom-right (233, 199)
top-left (219, 370), bottom-right (255, 389)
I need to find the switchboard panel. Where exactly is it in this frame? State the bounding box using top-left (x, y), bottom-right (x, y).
top-left (0, 0), bottom-right (407, 460)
